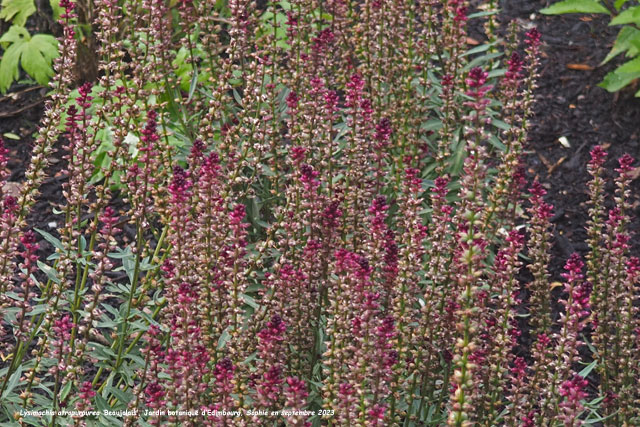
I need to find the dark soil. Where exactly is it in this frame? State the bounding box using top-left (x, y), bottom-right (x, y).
top-left (500, 0), bottom-right (640, 405)
top-left (504, 1), bottom-right (640, 277)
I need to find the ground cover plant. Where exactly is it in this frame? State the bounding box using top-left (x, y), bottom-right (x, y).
top-left (0, 0), bottom-right (63, 92)
top-left (0, 0), bottom-right (639, 426)
top-left (542, 0), bottom-right (640, 95)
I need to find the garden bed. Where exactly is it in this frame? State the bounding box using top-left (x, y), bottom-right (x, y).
top-left (2, 4), bottom-right (639, 277)
top-left (1, 1), bottom-right (639, 425)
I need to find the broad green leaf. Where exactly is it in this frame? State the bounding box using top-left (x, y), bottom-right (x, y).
top-left (610, 5), bottom-right (640, 25)
top-left (540, 0), bottom-right (609, 15)
top-left (629, 35), bottom-right (640, 57)
top-left (602, 26), bottom-right (640, 64)
top-left (491, 119), bottom-right (511, 131)
top-left (0, 24), bottom-right (30, 46)
top-left (615, 0), bottom-right (631, 9)
top-left (0, 43), bottom-right (22, 92)
top-left (461, 40), bottom-right (500, 57)
top-left (108, 386), bottom-right (132, 404)
top-left (599, 69), bottom-right (640, 92)
top-left (613, 55), bottom-right (640, 73)
top-left (29, 34), bottom-right (58, 62)
top-left (0, 27), bottom-right (58, 92)
top-left (421, 119), bottom-right (443, 132)
top-left (463, 52), bottom-right (503, 70)
top-left (94, 393), bottom-right (111, 411)
top-left (21, 36), bottom-right (57, 84)
top-left (122, 253), bottom-right (136, 284)
top-left (0, 0), bottom-right (36, 26)
top-left (50, 0), bottom-right (63, 21)
top-left (487, 68), bottom-right (507, 78)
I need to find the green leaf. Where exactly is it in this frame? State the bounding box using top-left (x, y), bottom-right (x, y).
top-left (2, 366), bottom-right (22, 398)
top-left (122, 254), bottom-right (136, 284)
top-left (487, 68), bottom-right (507, 78)
top-left (540, 0), bottom-right (609, 15)
top-left (578, 360), bottom-right (597, 378)
top-left (615, 0), bottom-right (631, 9)
top-left (37, 260), bottom-right (61, 284)
top-left (599, 68), bottom-right (640, 92)
top-left (0, 24), bottom-right (30, 46)
top-left (0, 43), bottom-right (22, 92)
top-left (217, 328), bottom-right (231, 350)
top-left (60, 380), bottom-right (73, 402)
top-left (95, 393), bottom-right (111, 412)
top-left (613, 55), bottom-right (640, 73)
top-left (50, 0), bottom-right (63, 21)
top-left (21, 37), bottom-right (56, 84)
top-left (0, 0), bottom-right (36, 26)
top-left (241, 293), bottom-right (259, 309)
top-left (491, 119), bottom-right (511, 131)
top-left (34, 228), bottom-right (64, 251)
top-left (461, 40), bottom-right (500, 57)
top-left (2, 132), bottom-right (20, 140)
top-left (602, 26), bottom-right (640, 64)
top-left (0, 27), bottom-right (58, 92)
top-left (187, 66), bottom-right (198, 102)
top-left (108, 386), bottom-right (132, 405)
top-left (610, 5), bottom-right (640, 25)
top-left (467, 10), bottom-right (498, 19)
top-left (421, 119), bottom-right (442, 132)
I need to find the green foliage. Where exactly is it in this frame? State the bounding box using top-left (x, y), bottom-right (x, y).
top-left (540, 0), bottom-right (609, 14)
top-left (541, 0), bottom-right (640, 95)
top-left (0, 0), bottom-right (35, 26)
top-left (0, 0), bottom-right (62, 92)
top-left (0, 26), bottom-right (59, 92)
top-left (49, 0), bottom-right (63, 22)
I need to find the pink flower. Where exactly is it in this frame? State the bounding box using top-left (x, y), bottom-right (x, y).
top-left (76, 381), bottom-right (96, 411)
top-left (505, 52), bottom-right (523, 81)
top-left (374, 118), bottom-right (392, 146)
top-left (368, 404), bottom-right (386, 425)
top-left (322, 200), bottom-right (342, 229)
top-left (168, 165), bottom-right (191, 204)
top-left (526, 28), bottom-right (541, 47)
top-left (561, 253), bottom-right (584, 283)
top-left (145, 382), bottom-right (165, 409)
top-left (588, 145), bottom-right (607, 168)
top-left (286, 91), bottom-right (299, 110)
top-left (616, 153), bottom-right (635, 173)
top-left (465, 67), bottom-right (493, 105)
top-left (454, 6), bottom-right (467, 22)
top-left (559, 375), bottom-right (588, 424)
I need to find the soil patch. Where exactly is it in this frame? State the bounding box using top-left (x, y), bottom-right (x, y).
top-left (506, 2), bottom-right (640, 277)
